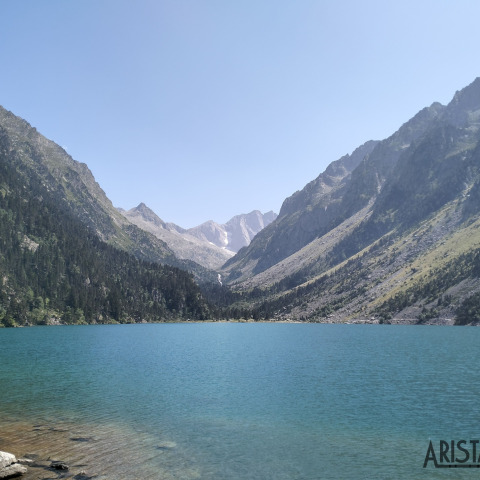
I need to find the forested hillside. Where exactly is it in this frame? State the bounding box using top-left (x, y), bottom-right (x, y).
top-left (0, 129), bottom-right (214, 326)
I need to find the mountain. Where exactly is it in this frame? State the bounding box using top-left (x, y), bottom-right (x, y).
top-left (120, 203), bottom-right (234, 270)
top-left (3, 77), bottom-right (480, 326)
top-left (223, 101), bottom-right (446, 281)
top-left (0, 106), bottom-right (215, 284)
top-left (220, 78), bottom-right (480, 325)
top-left (121, 205), bottom-right (277, 270)
top-left (187, 210), bottom-right (278, 253)
top-left (0, 132), bottom-right (214, 326)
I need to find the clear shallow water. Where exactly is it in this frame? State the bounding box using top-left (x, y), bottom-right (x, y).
top-left (1, 323), bottom-right (480, 479)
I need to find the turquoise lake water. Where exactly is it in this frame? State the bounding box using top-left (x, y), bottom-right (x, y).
top-left (1, 323), bottom-right (480, 479)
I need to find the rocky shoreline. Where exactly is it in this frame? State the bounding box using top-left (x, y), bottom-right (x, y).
top-left (0, 419), bottom-right (195, 480)
top-left (0, 450), bottom-right (92, 480)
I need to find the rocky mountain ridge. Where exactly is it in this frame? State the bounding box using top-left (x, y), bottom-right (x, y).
top-left (187, 210), bottom-right (277, 253)
top-left (120, 204), bottom-right (276, 269)
top-left (119, 203), bottom-right (233, 270)
top-left (223, 99), bottom-right (447, 280)
top-left (219, 77), bottom-right (480, 325)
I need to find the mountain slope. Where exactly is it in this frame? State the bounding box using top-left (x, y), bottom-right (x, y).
top-left (0, 106), bottom-right (215, 283)
top-left (121, 204), bottom-right (277, 270)
top-left (223, 100), bottom-right (446, 282)
top-left (0, 143), bottom-right (214, 326)
top-left (120, 203), bottom-right (234, 270)
top-left (187, 210), bottom-right (278, 253)
top-left (220, 77), bottom-right (480, 324)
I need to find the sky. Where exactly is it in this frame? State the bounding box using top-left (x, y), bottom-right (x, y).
top-left (1, 0), bottom-right (479, 228)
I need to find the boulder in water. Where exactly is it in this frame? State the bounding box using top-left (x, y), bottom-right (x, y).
top-left (0, 451), bottom-right (27, 478)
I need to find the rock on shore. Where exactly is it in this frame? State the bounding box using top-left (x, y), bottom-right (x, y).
top-left (0, 451), bottom-right (27, 478)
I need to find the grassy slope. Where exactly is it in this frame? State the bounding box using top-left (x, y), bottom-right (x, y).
top-left (224, 190), bottom-right (480, 324)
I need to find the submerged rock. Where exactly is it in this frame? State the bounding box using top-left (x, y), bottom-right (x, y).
top-left (50, 460), bottom-right (69, 470)
top-left (73, 472), bottom-right (93, 480)
top-left (70, 437), bottom-right (93, 443)
top-left (155, 441), bottom-right (177, 450)
top-left (0, 451), bottom-right (27, 478)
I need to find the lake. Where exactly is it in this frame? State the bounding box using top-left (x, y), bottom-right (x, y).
top-left (0, 323), bottom-right (479, 479)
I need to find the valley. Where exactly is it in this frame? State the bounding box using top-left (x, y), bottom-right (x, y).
top-left (1, 78), bottom-right (480, 326)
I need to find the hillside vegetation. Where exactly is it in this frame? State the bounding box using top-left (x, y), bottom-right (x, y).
top-left (0, 129), bottom-right (214, 326)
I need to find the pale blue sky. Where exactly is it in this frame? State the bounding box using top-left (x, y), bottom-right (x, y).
top-left (1, 0), bottom-right (479, 228)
